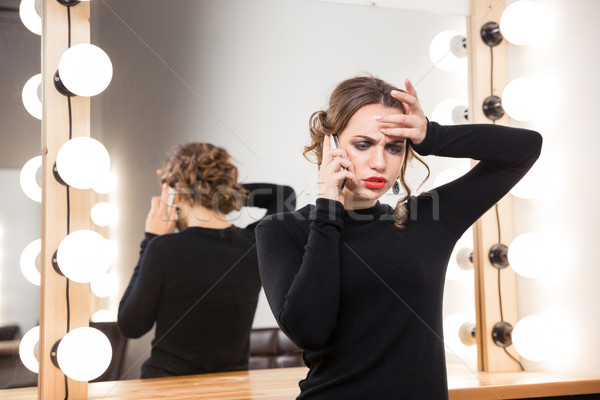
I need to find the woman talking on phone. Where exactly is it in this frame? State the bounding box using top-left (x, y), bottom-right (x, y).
top-left (118, 142), bottom-right (295, 378)
top-left (255, 76), bottom-right (542, 399)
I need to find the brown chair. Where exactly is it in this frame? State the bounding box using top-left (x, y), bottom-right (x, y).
top-left (249, 327), bottom-right (304, 370)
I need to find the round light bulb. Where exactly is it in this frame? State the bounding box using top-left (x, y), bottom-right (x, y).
top-left (432, 99), bottom-right (468, 125)
top-left (19, 0), bottom-right (41, 35)
top-left (20, 156), bottom-right (42, 203)
top-left (56, 230), bottom-right (111, 283)
top-left (502, 77), bottom-right (542, 121)
top-left (56, 327), bottom-right (112, 381)
top-left (58, 44), bottom-right (113, 97)
top-left (20, 238), bottom-right (41, 286)
top-left (429, 31), bottom-right (467, 72)
top-left (19, 326), bottom-right (40, 373)
top-left (91, 309), bottom-right (118, 323)
top-left (90, 273), bottom-right (118, 298)
top-left (56, 137), bottom-right (111, 190)
top-left (90, 202), bottom-right (117, 227)
top-left (507, 233), bottom-right (547, 278)
top-left (512, 315), bottom-right (552, 361)
top-left (443, 314), bottom-right (476, 355)
top-left (500, 1), bottom-right (543, 46)
top-left (446, 228), bottom-right (474, 281)
top-left (22, 74), bottom-right (42, 120)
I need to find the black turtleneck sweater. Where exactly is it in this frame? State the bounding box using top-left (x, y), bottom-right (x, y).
top-left (118, 183), bottom-right (295, 378)
top-left (255, 122), bottom-right (542, 399)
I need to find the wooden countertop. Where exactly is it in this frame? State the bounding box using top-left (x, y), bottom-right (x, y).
top-left (2, 365), bottom-right (600, 400)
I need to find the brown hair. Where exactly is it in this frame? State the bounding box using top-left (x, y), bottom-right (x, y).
top-left (303, 75), bottom-right (430, 228)
top-left (160, 142), bottom-right (248, 215)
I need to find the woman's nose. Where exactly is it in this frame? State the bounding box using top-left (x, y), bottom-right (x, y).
top-left (369, 147), bottom-right (386, 171)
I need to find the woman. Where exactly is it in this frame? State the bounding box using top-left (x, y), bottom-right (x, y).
top-left (256, 76), bottom-right (542, 399)
top-left (118, 142), bottom-right (295, 378)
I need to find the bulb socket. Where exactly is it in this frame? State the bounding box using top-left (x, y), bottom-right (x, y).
top-left (53, 71), bottom-right (76, 97)
top-left (481, 21), bottom-right (503, 47)
top-left (52, 162), bottom-right (68, 186)
top-left (50, 340), bottom-right (61, 368)
top-left (56, 0), bottom-right (80, 6)
top-left (489, 243), bottom-right (509, 269)
top-left (482, 95), bottom-right (505, 121)
top-left (52, 250), bottom-right (64, 277)
top-left (492, 321), bottom-right (513, 348)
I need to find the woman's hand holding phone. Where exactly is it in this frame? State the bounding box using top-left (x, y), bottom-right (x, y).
top-left (318, 135), bottom-right (356, 204)
top-left (145, 183), bottom-right (177, 235)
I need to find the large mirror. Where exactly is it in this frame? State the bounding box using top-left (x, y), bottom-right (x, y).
top-left (1, 0), bottom-right (473, 388)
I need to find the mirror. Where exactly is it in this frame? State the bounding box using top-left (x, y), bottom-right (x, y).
top-left (1, 0), bottom-right (469, 387)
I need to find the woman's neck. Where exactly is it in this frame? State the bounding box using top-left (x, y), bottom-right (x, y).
top-left (342, 189), bottom-right (377, 210)
top-left (178, 204), bottom-right (231, 229)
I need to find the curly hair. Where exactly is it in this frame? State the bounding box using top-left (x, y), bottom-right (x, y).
top-left (160, 142), bottom-right (248, 215)
top-left (303, 75), bottom-right (430, 228)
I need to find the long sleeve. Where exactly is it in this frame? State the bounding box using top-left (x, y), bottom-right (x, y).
top-left (413, 121), bottom-right (543, 235)
top-left (256, 199), bottom-right (344, 350)
top-left (243, 183), bottom-right (296, 232)
top-left (118, 233), bottom-right (162, 338)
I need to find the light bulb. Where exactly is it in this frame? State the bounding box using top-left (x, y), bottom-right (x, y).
top-left (20, 155), bottom-right (42, 202)
top-left (19, 326), bottom-right (40, 373)
top-left (432, 99), bottom-right (468, 125)
top-left (502, 77), bottom-right (542, 121)
top-left (429, 31), bottom-right (467, 71)
top-left (433, 168), bottom-right (469, 188)
top-left (19, 0), bottom-right (41, 35)
top-left (446, 228), bottom-right (474, 281)
top-left (56, 137), bottom-right (111, 190)
top-left (20, 238), bottom-right (41, 286)
top-left (512, 316), bottom-right (552, 361)
top-left (56, 327), bottom-right (112, 381)
top-left (90, 202), bottom-right (117, 227)
top-left (56, 230), bottom-right (111, 283)
top-left (500, 1), bottom-right (543, 46)
top-left (90, 273), bottom-right (118, 298)
top-left (443, 314), bottom-right (476, 355)
top-left (91, 309), bottom-right (117, 323)
top-left (58, 44), bottom-right (113, 96)
top-left (22, 73), bottom-right (42, 120)
top-left (507, 233), bottom-right (547, 278)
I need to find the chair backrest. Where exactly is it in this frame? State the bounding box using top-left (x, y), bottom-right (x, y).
top-left (249, 327), bottom-right (303, 370)
top-left (89, 321), bottom-right (128, 382)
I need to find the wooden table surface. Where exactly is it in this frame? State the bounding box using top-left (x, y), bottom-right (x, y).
top-left (2, 365), bottom-right (600, 400)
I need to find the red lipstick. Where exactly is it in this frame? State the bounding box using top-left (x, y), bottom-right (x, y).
top-left (363, 176), bottom-right (387, 189)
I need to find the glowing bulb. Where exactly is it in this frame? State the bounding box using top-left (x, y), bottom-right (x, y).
top-left (443, 314), bottom-right (476, 355)
top-left (446, 228), bottom-right (474, 281)
top-left (56, 137), bottom-right (111, 190)
top-left (19, 326), bottom-right (40, 373)
top-left (20, 239), bottom-right (41, 286)
top-left (432, 99), bottom-right (468, 125)
top-left (429, 31), bottom-right (467, 72)
top-left (19, 0), bottom-right (41, 35)
top-left (58, 44), bottom-right (113, 96)
top-left (91, 309), bottom-right (117, 323)
top-left (22, 74), bottom-right (42, 120)
top-left (20, 156), bottom-right (42, 202)
top-left (56, 230), bottom-right (111, 283)
top-left (512, 316), bottom-right (553, 361)
top-left (91, 202), bottom-right (117, 227)
top-left (500, 1), bottom-right (543, 46)
top-left (56, 327), bottom-right (112, 381)
top-left (90, 273), bottom-right (118, 298)
top-left (508, 233), bottom-right (548, 278)
top-left (502, 77), bottom-right (543, 121)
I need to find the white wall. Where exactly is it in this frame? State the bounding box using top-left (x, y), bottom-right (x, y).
top-left (507, 0), bottom-right (600, 375)
top-left (92, 0), bottom-right (468, 378)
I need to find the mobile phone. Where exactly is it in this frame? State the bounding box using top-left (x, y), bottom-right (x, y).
top-left (167, 186), bottom-right (176, 217)
top-left (331, 134), bottom-right (347, 191)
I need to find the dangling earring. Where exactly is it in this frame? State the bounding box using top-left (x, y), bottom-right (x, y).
top-left (392, 178), bottom-right (400, 195)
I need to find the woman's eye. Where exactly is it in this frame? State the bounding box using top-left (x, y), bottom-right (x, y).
top-left (387, 145), bottom-right (404, 154)
top-left (353, 142), bottom-right (371, 151)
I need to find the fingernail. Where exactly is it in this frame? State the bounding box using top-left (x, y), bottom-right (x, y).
top-left (374, 115), bottom-right (382, 120)
top-left (380, 128), bottom-right (386, 133)
top-left (406, 78), bottom-right (412, 86)
top-left (391, 90), bottom-right (399, 96)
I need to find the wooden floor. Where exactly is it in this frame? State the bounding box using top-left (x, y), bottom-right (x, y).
top-left (2, 365), bottom-right (600, 400)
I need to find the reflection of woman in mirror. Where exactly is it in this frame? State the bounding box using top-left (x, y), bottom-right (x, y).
top-left (118, 142), bottom-right (295, 378)
top-left (256, 76), bottom-right (542, 399)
